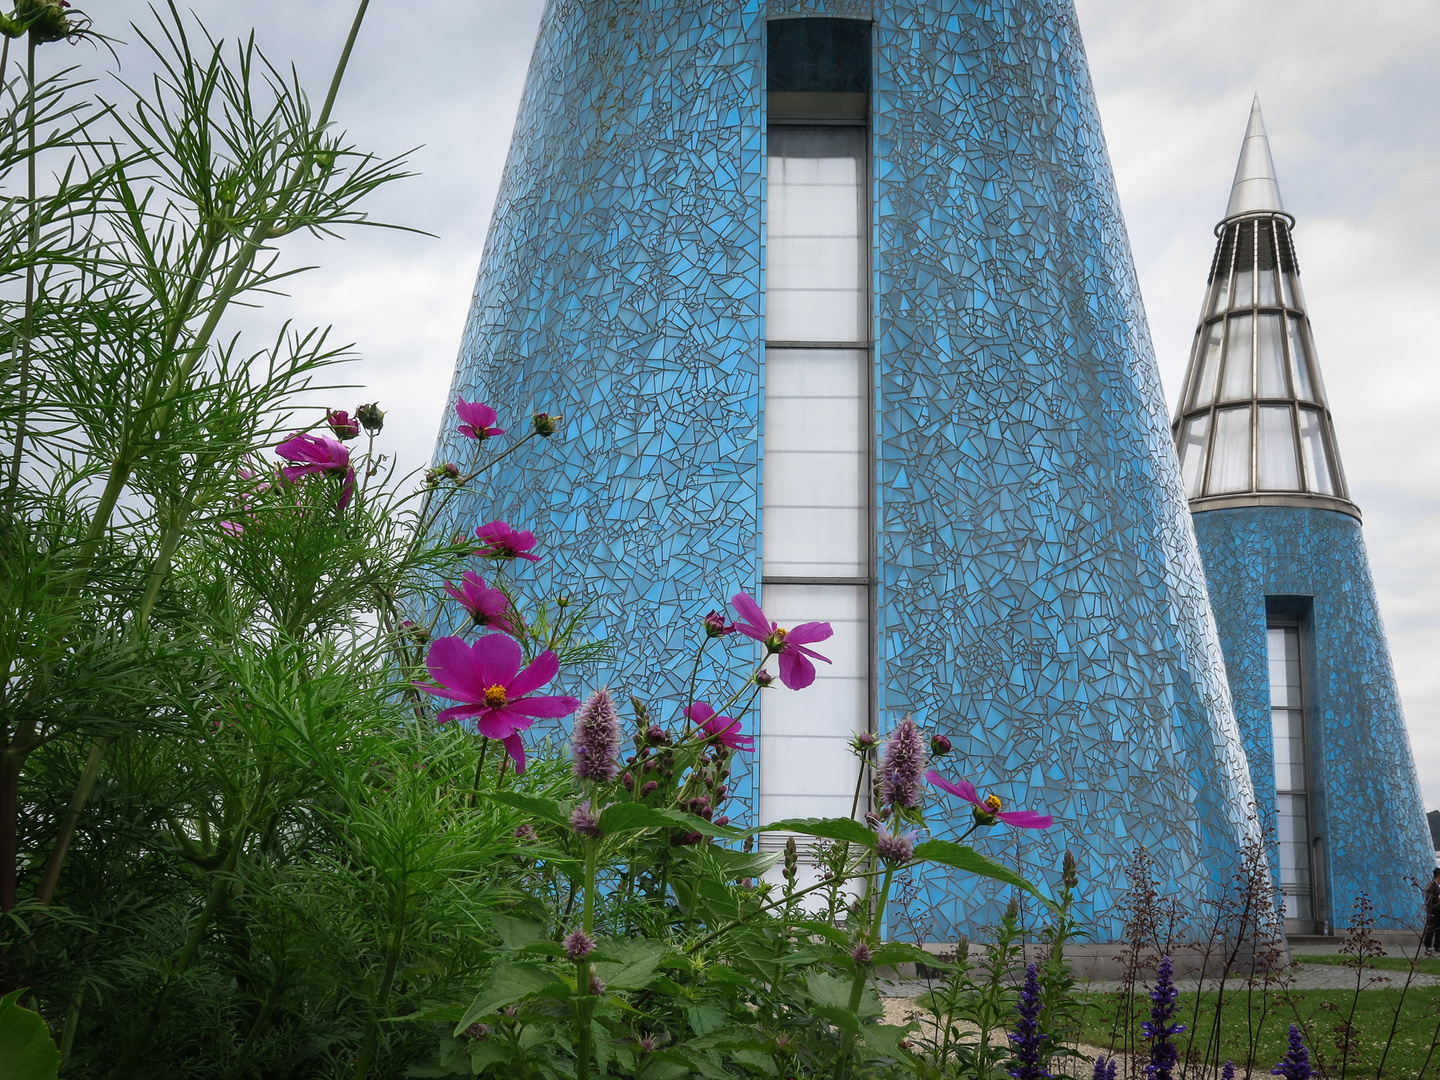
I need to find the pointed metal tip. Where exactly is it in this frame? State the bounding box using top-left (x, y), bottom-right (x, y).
top-left (1224, 97), bottom-right (1284, 219)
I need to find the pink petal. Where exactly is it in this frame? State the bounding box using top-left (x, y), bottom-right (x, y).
top-left (506, 649), bottom-right (559, 698)
top-left (434, 702), bottom-right (484, 725)
top-left (443, 579), bottom-right (466, 605)
top-left (507, 694), bottom-right (582, 719)
top-left (925, 770), bottom-right (982, 808)
top-left (685, 702), bottom-right (716, 724)
top-left (792, 643), bottom-right (832, 666)
top-left (422, 637), bottom-right (489, 703)
top-left (786, 621), bottom-right (833, 646)
top-left (729, 592), bottom-right (771, 637)
top-left (998, 810), bottom-right (1053, 829)
top-left (515, 551), bottom-right (542, 562)
top-left (502, 733), bottom-right (527, 774)
top-left (471, 633), bottom-right (523, 689)
top-left (778, 650), bottom-right (816, 690)
top-left (473, 707), bottom-right (533, 739)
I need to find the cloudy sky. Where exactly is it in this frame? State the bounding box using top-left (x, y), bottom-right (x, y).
top-left (86, 2), bottom-right (1440, 803)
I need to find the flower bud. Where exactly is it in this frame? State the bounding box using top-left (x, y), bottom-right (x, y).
top-left (327, 410), bottom-right (361, 440)
top-left (783, 836), bottom-right (798, 882)
top-left (356, 402), bottom-right (385, 433)
top-left (513, 824), bottom-right (535, 841)
top-left (703, 610), bottom-right (734, 637)
top-left (714, 815), bottom-right (730, 827)
top-left (851, 731), bottom-right (879, 752)
top-left (754, 670), bottom-right (775, 688)
top-left (1063, 849), bottom-right (1079, 892)
top-left (532, 412), bottom-right (562, 437)
top-left (645, 724), bottom-right (669, 746)
top-left (851, 940), bottom-right (873, 965)
top-left (589, 973), bottom-right (606, 996)
top-left (929, 734), bottom-right (953, 756)
top-left (400, 620), bottom-right (430, 646)
top-left (464, 1022), bottom-right (490, 1040)
top-left (17, 0), bottom-right (71, 44)
top-left (640, 780), bottom-right (658, 797)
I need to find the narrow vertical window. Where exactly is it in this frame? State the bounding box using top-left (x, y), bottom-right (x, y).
top-left (1268, 623), bottom-right (1315, 928)
top-left (761, 19), bottom-right (871, 836)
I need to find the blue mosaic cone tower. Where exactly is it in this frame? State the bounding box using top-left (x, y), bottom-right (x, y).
top-left (1171, 99), bottom-right (1431, 932)
top-left (434, 0), bottom-right (1257, 941)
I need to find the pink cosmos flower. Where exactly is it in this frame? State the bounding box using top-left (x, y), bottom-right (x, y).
top-left (444, 570), bottom-right (518, 634)
top-left (275, 432), bottom-right (356, 510)
top-left (685, 701), bottom-right (755, 752)
top-left (729, 592), bottom-right (833, 690)
top-left (413, 634), bottom-right (580, 773)
top-left (475, 520), bottom-right (540, 562)
top-left (457, 398), bottom-right (505, 440)
top-left (925, 770), bottom-right (1053, 829)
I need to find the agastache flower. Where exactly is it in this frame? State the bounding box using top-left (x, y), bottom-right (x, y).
top-left (570, 800), bottom-right (603, 839)
top-left (474, 520), bottom-right (541, 562)
top-left (1006, 963), bottom-right (1051, 1080)
top-left (850, 941), bottom-right (872, 966)
top-left (327, 409), bottom-right (360, 440)
top-left (456, 398), bottom-right (505, 440)
top-left (563, 929), bottom-right (595, 961)
top-left (444, 571), bottom-right (519, 634)
top-left (926, 771), bottom-right (1053, 829)
top-left (685, 701), bottom-right (754, 752)
top-left (729, 592), bottom-right (832, 690)
top-left (412, 634), bottom-right (579, 773)
top-left (1270, 1025), bottom-right (1312, 1080)
top-left (274, 432), bottom-right (356, 510)
top-left (879, 717), bottom-right (926, 811)
top-left (572, 689), bottom-right (620, 781)
top-left (874, 825), bottom-right (917, 865)
top-left (1142, 956), bottom-right (1185, 1080)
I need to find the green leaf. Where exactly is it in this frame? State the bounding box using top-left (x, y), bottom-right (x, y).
top-left (594, 938), bottom-right (668, 991)
top-left (596, 802), bottom-right (673, 836)
top-left (683, 1001), bottom-right (728, 1037)
top-left (761, 816), bottom-right (877, 847)
top-left (812, 1002), bottom-right (862, 1035)
top-left (860, 1022), bottom-right (914, 1057)
top-left (805, 971), bottom-right (854, 1010)
top-left (869, 941), bottom-right (936, 968)
top-left (481, 791), bottom-right (572, 828)
top-left (0, 990), bottom-right (60, 1080)
top-left (454, 962), bottom-right (567, 1033)
top-left (469, 1039), bottom-right (511, 1070)
top-left (911, 840), bottom-right (1057, 910)
top-left (692, 845), bottom-right (780, 880)
top-left (491, 914), bottom-right (549, 950)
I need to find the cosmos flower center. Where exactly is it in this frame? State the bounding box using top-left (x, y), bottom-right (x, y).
top-left (484, 684), bottom-right (508, 708)
top-left (983, 794), bottom-right (1003, 813)
top-left (764, 627), bottom-right (789, 653)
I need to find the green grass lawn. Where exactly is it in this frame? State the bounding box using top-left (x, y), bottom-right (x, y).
top-left (1075, 987), bottom-right (1440, 1077)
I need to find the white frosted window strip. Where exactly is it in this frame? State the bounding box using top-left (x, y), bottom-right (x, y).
top-left (1257, 406), bottom-right (1300, 490)
top-left (1258, 266), bottom-right (1278, 306)
top-left (763, 507), bottom-right (866, 576)
top-left (766, 348), bottom-right (865, 398)
top-left (1287, 317), bottom-right (1321, 403)
top-left (759, 583), bottom-right (868, 822)
top-left (1208, 407), bottom-right (1252, 494)
top-left (1267, 626), bottom-right (1300, 666)
top-left (765, 394), bottom-right (864, 453)
top-left (1191, 324), bottom-right (1224, 408)
top-left (1256, 315), bottom-right (1287, 397)
top-left (1177, 415), bottom-right (1209, 498)
top-left (767, 128), bottom-right (864, 344)
top-left (767, 291), bottom-right (865, 343)
top-left (1232, 268), bottom-right (1254, 310)
top-left (1271, 711), bottom-right (1307, 791)
top-left (1220, 315), bottom-right (1253, 401)
top-left (1206, 276), bottom-right (1227, 317)
top-left (759, 736), bottom-right (858, 798)
top-left (765, 450), bottom-right (865, 509)
top-left (1297, 409), bottom-right (1336, 495)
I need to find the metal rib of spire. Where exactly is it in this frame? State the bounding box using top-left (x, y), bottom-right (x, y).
top-left (1225, 95), bottom-right (1285, 219)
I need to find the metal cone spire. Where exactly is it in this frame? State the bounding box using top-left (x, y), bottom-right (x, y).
top-left (1225, 95), bottom-right (1285, 219)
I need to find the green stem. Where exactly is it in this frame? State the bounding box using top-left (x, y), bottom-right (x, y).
top-left (59, 986), bottom-right (82, 1065)
top-left (687, 863), bottom-right (888, 954)
top-left (833, 865), bottom-right (895, 1080)
top-left (575, 840), bottom-right (598, 1079)
top-left (108, 827), bottom-right (249, 1080)
top-left (317, 0), bottom-right (370, 131)
top-left (34, 735), bottom-right (113, 906)
top-left (352, 922), bottom-right (405, 1080)
top-left (4, 35), bottom-right (36, 510)
top-left (470, 738), bottom-right (489, 807)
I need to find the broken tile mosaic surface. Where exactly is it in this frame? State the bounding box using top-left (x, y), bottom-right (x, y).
top-left (430, 0), bottom-right (1258, 942)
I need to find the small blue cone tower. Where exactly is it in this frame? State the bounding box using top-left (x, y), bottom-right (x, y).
top-left (1172, 98), bottom-right (1432, 933)
top-left (434, 0), bottom-right (1260, 941)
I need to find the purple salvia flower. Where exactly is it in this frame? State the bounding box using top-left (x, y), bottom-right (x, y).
top-left (570, 799), bottom-right (603, 840)
top-left (572, 689), bottom-right (620, 781)
top-left (1006, 963), bottom-right (1051, 1079)
top-left (874, 825), bottom-right (917, 865)
top-left (1222, 1063), bottom-right (1235, 1080)
top-left (851, 940), bottom-right (873, 965)
top-left (563, 929), bottom-right (595, 961)
top-left (1142, 956), bottom-right (1185, 1080)
top-left (879, 717), bottom-right (926, 811)
top-left (1269, 1025), bottom-right (1312, 1079)
top-left (1092, 1058), bottom-right (1117, 1080)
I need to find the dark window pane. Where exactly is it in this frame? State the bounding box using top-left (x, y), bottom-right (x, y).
top-left (768, 18), bottom-right (871, 94)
